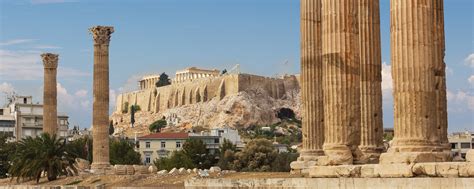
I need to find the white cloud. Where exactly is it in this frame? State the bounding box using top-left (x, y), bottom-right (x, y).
top-left (0, 49), bottom-right (89, 80)
top-left (119, 74), bottom-right (142, 93)
top-left (465, 53), bottom-right (474, 68)
top-left (381, 62), bottom-right (393, 102)
top-left (447, 90), bottom-right (474, 111)
top-left (74, 89), bottom-right (88, 98)
top-left (0, 82), bottom-right (15, 94)
top-left (468, 75), bottom-right (474, 87)
top-left (80, 100), bottom-right (90, 109)
top-left (0, 39), bottom-right (36, 46)
top-left (57, 83), bottom-right (75, 107)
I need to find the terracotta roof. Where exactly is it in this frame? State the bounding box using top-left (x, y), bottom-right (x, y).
top-left (138, 132), bottom-right (189, 139)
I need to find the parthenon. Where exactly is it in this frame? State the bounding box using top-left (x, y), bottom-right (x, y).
top-left (173, 67), bottom-right (220, 83)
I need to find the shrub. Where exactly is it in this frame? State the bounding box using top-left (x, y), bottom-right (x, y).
top-left (149, 119), bottom-right (167, 133)
top-left (153, 150), bottom-right (194, 170)
top-left (109, 139), bottom-right (141, 165)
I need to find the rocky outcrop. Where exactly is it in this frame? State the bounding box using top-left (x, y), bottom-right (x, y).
top-left (110, 87), bottom-right (300, 138)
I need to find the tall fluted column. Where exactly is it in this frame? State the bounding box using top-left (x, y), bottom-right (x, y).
top-left (290, 0), bottom-right (324, 173)
top-left (380, 0), bottom-right (449, 164)
top-left (358, 0), bottom-right (384, 161)
top-left (319, 0), bottom-right (360, 165)
top-left (41, 53), bottom-right (59, 135)
top-left (90, 26), bottom-right (114, 170)
top-left (433, 0), bottom-right (449, 151)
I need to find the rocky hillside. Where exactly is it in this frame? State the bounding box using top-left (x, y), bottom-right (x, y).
top-left (110, 87), bottom-right (301, 138)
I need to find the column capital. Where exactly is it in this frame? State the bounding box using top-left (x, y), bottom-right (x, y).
top-left (89, 26), bottom-right (114, 45)
top-left (41, 53), bottom-right (59, 69)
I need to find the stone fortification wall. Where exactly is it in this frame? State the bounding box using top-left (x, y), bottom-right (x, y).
top-left (115, 73), bottom-right (300, 115)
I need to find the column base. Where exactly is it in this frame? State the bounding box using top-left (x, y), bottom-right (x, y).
top-left (290, 149), bottom-right (324, 174)
top-left (90, 162), bottom-right (111, 174)
top-left (467, 150), bottom-right (474, 162)
top-left (379, 151), bottom-right (451, 164)
top-left (359, 145), bottom-right (384, 164)
top-left (318, 144), bottom-right (353, 166)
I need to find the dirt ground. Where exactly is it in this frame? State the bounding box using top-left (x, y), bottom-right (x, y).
top-left (0, 172), bottom-right (301, 187)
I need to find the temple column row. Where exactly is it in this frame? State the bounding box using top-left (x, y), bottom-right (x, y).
top-left (175, 72), bottom-right (214, 83)
top-left (296, 0), bottom-right (450, 168)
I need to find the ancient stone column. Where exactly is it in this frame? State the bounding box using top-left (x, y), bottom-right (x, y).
top-left (379, 0), bottom-right (449, 164)
top-left (41, 53), bottom-right (59, 135)
top-left (319, 0), bottom-right (360, 165)
top-left (90, 26), bottom-right (114, 170)
top-left (291, 0), bottom-right (324, 173)
top-left (358, 0), bottom-right (384, 161)
top-left (433, 0), bottom-right (449, 151)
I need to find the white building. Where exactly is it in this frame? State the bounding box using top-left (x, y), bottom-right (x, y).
top-left (448, 131), bottom-right (474, 158)
top-left (0, 95), bottom-right (69, 140)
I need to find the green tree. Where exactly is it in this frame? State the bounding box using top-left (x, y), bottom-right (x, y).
top-left (153, 150), bottom-right (195, 170)
top-left (0, 134), bottom-right (16, 178)
top-left (156, 72), bottom-right (171, 87)
top-left (66, 136), bottom-right (92, 162)
top-left (149, 119), bottom-right (167, 133)
top-left (217, 139), bottom-right (236, 170)
top-left (231, 138), bottom-right (277, 172)
top-left (221, 69), bottom-right (228, 75)
top-left (109, 139), bottom-right (141, 165)
top-left (9, 133), bottom-right (76, 183)
top-left (109, 120), bottom-right (115, 136)
top-left (122, 102), bottom-right (129, 113)
top-left (182, 138), bottom-right (209, 169)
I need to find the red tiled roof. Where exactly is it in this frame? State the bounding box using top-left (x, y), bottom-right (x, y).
top-left (138, 132), bottom-right (189, 139)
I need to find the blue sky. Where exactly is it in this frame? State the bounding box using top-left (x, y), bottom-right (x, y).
top-left (0, 0), bottom-right (473, 132)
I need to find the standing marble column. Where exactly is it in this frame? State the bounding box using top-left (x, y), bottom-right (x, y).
top-left (379, 0), bottom-right (449, 164)
top-left (358, 0), bottom-right (384, 161)
top-left (291, 0), bottom-right (324, 173)
top-left (90, 26), bottom-right (114, 170)
top-left (41, 53), bottom-right (59, 135)
top-left (433, 0), bottom-right (449, 151)
top-left (319, 0), bottom-right (360, 165)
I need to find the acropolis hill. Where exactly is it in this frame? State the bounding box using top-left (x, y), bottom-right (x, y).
top-left (111, 67), bottom-right (301, 137)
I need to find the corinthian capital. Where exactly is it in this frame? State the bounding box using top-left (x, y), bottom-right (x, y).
top-left (41, 53), bottom-right (59, 69)
top-left (89, 26), bottom-right (114, 45)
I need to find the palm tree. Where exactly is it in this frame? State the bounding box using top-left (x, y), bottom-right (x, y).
top-left (9, 133), bottom-right (76, 183)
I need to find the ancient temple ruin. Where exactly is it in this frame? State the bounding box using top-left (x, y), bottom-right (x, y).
top-left (291, 0), bottom-right (474, 178)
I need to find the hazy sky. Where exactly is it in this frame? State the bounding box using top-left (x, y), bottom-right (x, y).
top-left (0, 0), bottom-right (473, 133)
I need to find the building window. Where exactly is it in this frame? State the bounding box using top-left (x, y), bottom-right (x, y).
top-left (451, 143), bottom-right (457, 149)
top-left (24, 98), bottom-right (27, 104)
top-left (472, 143), bottom-right (474, 149)
top-left (161, 141), bottom-right (166, 148)
top-left (145, 142), bottom-right (150, 148)
top-left (176, 141), bottom-right (181, 148)
top-left (214, 138), bottom-right (219, 144)
top-left (461, 143), bottom-right (471, 149)
top-left (145, 154), bottom-right (151, 164)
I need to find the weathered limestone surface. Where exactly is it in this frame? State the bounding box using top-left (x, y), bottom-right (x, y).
top-left (185, 177), bottom-right (474, 189)
top-left (41, 53), bottom-right (59, 135)
top-left (358, 0), bottom-right (383, 161)
top-left (380, 0), bottom-right (449, 164)
top-left (467, 150), bottom-right (474, 162)
top-left (320, 0), bottom-right (360, 165)
top-left (309, 162), bottom-right (474, 178)
top-left (90, 26), bottom-right (114, 170)
top-left (293, 0), bottom-right (324, 170)
top-left (433, 0), bottom-right (449, 151)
